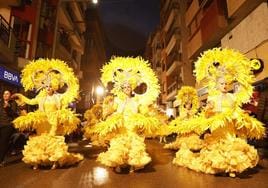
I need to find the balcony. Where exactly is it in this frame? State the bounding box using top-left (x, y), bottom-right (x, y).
top-left (62, 4), bottom-right (84, 51)
top-left (200, 0), bottom-right (227, 44)
top-left (0, 15), bottom-right (12, 46)
top-left (160, 0), bottom-right (171, 25)
top-left (59, 5), bottom-right (74, 31)
top-left (161, 0), bottom-right (179, 28)
top-left (166, 61), bottom-right (179, 77)
top-left (166, 81), bottom-right (177, 101)
top-left (164, 8), bottom-right (179, 32)
top-left (185, 0), bottom-right (200, 26)
top-left (187, 28), bottom-right (202, 59)
top-left (69, 30), bottom-right (84, 52)
top-left (166, 51), bottom-right (182, 76)
top-left (165, 27), bottom-right (181, 55)
top-left (166, 25), bottom-right (180, 45)
top-left (15, 39), bottom-right (31, 58)
top-left (152, 48), bottom-right (161, 63)
top-left (58, 31), bottom-right (72, 55)
top-left (55, 40), bottom-right (74, 66)
top-left (56, 31), bottom-right (81, 72)
top-left (226, 0), bottom-right (264, 29)
top-left (0, 15), bottom-right (17, 66)
top-left (69, 1), bottom-right (86, 33)
top-left (226, 0), bottom-right (247, 17)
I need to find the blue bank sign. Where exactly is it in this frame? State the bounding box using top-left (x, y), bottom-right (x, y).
top-left (0, 66), bottom-right (21, 86)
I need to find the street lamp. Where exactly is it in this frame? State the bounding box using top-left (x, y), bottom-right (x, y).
top-left (92, 0), bottom-right (98, 4)
top-left (96, 86), bottom-right (104, 96)
top-left (95, 86), bottom-right (104, 104)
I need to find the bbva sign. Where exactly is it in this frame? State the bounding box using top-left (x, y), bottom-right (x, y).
top-left (0, 66), bottom-right (21, 86)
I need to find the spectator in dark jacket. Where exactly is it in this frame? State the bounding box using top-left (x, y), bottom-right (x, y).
top-left (0, 90), bottom-right (18, 167)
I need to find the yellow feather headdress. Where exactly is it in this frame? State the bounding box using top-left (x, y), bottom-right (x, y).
top-left (194, 48), bottom-right (259, 105)
top-left (177, 86), bottom-right (199, 115)
top-left (101, 56), bottom-right (160, 105)
top-left (21, 58), bottom-right (79, 106)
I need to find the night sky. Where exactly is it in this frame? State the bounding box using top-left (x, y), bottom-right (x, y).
top-left (97, 0), bottom-right (160, 58)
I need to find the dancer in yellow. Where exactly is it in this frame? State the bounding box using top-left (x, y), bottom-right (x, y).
top-left (164, 86), bottom-right (203, 150)
top-left (86, 57), bottom-right (161, 172)
top-left (83, 97), bottom-right (112, 146)
top-left (12, 59), bottom-right (83, 169)
top-left (173, 48), bottom-right (265, 177)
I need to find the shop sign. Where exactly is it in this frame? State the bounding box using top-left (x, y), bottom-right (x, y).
top-left (0, 66), bottom-right (21, 86)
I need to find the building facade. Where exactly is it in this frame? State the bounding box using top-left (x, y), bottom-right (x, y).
top-left (78, 5), bottom-right (106, 112)
top-left (0, 1), bottom-right (23, 94)
top-left (220, 1), bottom-right (268, 125)
top-left (146, 0), bottom-right (196, 116)
top-left (145, 29), bottom-right (165, 109)
top-left (1, 0), bottom-right (105, 111)
top-left (146, 0), bottom-right (268, 118)
top-left (10, 0), bottom-right (88, 77)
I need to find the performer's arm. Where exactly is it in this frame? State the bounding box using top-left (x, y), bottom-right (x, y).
top-left (12, 93), bottom-right (38, 106)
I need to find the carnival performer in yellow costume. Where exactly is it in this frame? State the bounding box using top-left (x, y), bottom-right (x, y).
top-left (83, 97), bottom-right (111, 146)
top-left (164, 86), bottom-right (203, 150)
top-left (12, 59), bottom-right (83, 169)
top-left (85, 57), bottom-right (161, 172)
top-left (173, 48), bottom-right (265, 177)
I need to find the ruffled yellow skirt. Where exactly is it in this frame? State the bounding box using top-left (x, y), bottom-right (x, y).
top-left (173, 136), bottom-right (259, 177)
top-left (97, 132), bottom-right (151, 170)
top-left (164, 133), bottom-right (204, 151)
top-left (22, 134), bottom-right (83, 168)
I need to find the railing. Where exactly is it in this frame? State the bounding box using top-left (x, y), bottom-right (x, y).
top-left (161, 0), bottom-right (179, 27)
top-left (166, 50), bottom-right (182, 71)
top-left (0, 14), bottom-right (17, 55)
top-left (59, 31), bottom-right (71, 53)
top-left (15, 39), bottom-right (31, 58)
top-left (167, 81), bottom-right (177, 95)
top-left (66, 3), bottom-right (76, 23)
top-left (0, 15), bottom-right (10, 45)
top-left (166, 26), bottom-right (181, 46)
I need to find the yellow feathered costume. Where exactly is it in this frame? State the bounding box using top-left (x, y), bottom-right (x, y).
top-left (13, 59), bottom-right (83, 169)
top-left (172, 48), bottom-right (265, 177)
top-left (164, 86), bottom-right (204, 150)
top-left (87, 57), bottom-right (161, 172)
top-left (83, 103), bottom-right (110, 146)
